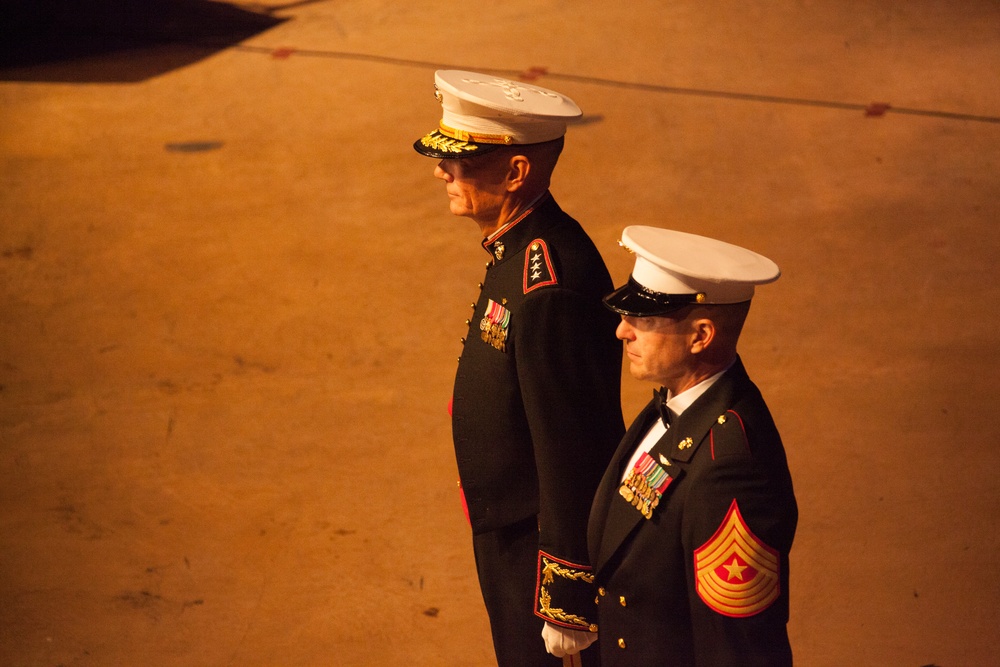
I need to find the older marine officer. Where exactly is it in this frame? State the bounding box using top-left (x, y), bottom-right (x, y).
top-left (588, 227), bottom-right (798, 666)
top-left (414, 71), bottom-right (625, 665)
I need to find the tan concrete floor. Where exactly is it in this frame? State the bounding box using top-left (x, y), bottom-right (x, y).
top-left (2, 1), bottom-right (999, 665)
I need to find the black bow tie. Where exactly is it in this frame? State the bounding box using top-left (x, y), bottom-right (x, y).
top-left (654, 388), bottom-right (673, 426)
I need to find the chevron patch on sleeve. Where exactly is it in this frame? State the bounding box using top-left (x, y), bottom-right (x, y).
top-left (693, 499), bottom-right (781, 618)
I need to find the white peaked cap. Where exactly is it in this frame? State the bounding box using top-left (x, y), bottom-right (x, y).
top-left (413, 70), bottom-right (582, 158)
top-left (604, 226), bottom-right (781, 316)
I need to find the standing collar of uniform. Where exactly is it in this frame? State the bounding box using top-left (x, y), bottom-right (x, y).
top-left (482, 190), bottom-right (552, 255)
top-left (664, 358), bottom-right (737, 418)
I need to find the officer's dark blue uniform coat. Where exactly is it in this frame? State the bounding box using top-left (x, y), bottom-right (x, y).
top-left (453, 193), bottom-right (625, 632)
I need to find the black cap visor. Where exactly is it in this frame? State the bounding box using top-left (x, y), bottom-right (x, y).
top-left (413, 129), bottom-right (504, 159)
top-left (603, 277), bottom-right (702, 317)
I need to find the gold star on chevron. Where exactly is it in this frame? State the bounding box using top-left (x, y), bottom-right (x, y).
top-left (723, 557), bottom-right (748, 581)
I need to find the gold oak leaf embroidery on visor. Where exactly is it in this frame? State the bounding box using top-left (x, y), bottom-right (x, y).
top-left (693, 499), bottom-right (781, 618)
top-left (419, 133), bottom-right (479, 153)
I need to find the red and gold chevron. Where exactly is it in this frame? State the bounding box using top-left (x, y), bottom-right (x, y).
top-left (693, 499), bottom-right (780, 618)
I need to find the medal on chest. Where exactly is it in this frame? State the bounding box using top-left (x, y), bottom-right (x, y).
top-left (618, 452), bottom-right (673, 519)
top-left (480, 298), bottom-right (510, 352)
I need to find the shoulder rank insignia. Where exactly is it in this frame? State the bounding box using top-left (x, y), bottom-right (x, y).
top-left (693, 499), bottom-right (781, 618)
top-left (710, 409), bottom-right (751, 460)
top-left (523, 239), bottom-right (558, 293)
top-left (480, 298), bottom-right (510, 352)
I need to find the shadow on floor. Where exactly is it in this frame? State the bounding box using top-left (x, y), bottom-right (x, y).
top-left (0, 0), bottom-right (288, 83)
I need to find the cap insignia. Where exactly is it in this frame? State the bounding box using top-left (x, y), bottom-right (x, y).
top-left (462, 76), bottom-right (560, 103)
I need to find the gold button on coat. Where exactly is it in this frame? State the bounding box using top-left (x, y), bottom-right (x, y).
top-left (617, 638), bottom-right (626, 649)
top-left (619, 596), bottom-right (627, 607)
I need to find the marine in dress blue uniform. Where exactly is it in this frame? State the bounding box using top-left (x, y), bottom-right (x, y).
top-left (587, 227), bottom-right (798, 666)
top-left (414, 71), bottom-right (625, 666)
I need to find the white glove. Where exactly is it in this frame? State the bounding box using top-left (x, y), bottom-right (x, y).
top-left (541, 622), bottom-right (597, 657)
